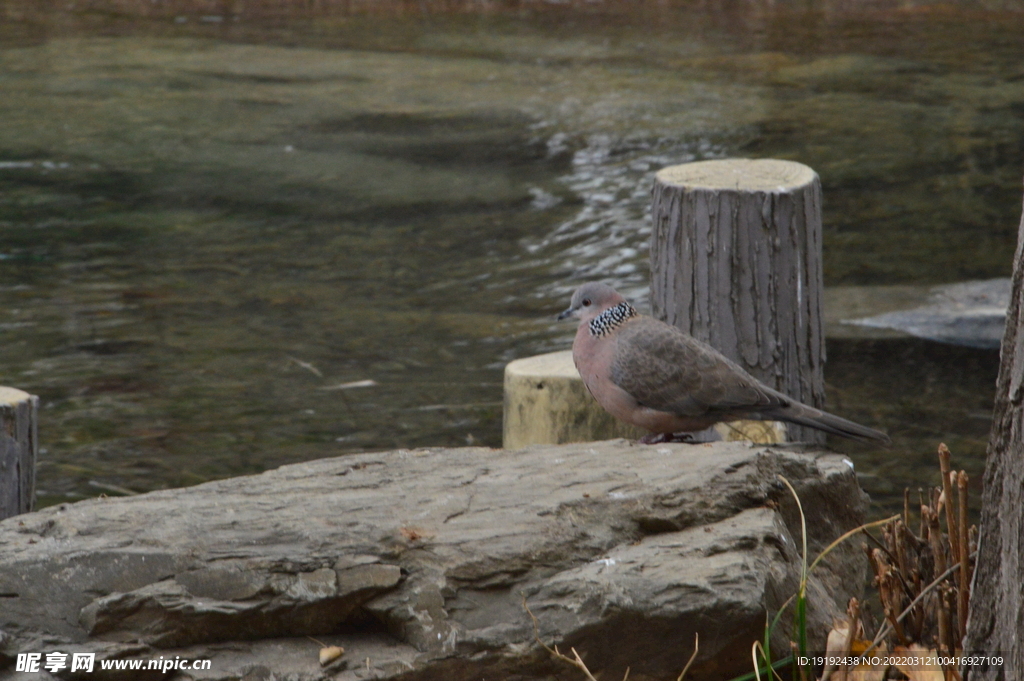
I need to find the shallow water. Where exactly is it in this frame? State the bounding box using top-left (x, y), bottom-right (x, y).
top-left (1, 3), bottom-right (1022, 514)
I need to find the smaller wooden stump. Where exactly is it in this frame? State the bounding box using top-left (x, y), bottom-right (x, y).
top-left (0, 387), bottom-right (39, 520)
top-left (651, 159), bottom-right (826, 444)
top-left (503, 351), bottom-right (643, 449)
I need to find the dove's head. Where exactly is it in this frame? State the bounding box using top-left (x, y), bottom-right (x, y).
top-left (557, 283), bottom-right (627, 324)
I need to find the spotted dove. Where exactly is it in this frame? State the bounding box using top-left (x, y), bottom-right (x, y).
top-left (558, 282), bottom-right (890, 444)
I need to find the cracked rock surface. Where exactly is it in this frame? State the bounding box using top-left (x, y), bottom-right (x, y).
top-left (0, 440), bottom-right (867, 680)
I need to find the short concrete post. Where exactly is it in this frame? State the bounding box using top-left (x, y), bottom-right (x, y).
top-left (650, 159), bottom-right (826, 444)
top-left (0, 387), bottom-right (39, 520)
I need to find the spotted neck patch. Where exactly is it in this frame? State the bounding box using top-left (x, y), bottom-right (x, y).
top-left (588, 301), bottom-right (637, 337)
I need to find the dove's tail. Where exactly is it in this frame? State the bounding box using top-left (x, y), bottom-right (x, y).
top-left (775, 405), bottom-right (891, 444)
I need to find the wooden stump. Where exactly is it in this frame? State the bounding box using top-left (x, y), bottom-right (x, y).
top-left (0, 387), bottom-right (39, 520)
top-left (650, 158), bottom-right (826, 444)
top-left (503, 351), bottom-right (644, 449)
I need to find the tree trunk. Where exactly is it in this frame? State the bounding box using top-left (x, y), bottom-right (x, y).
top-left (0, 387), bottom-right (38, 520)
top-left (963, 192), bottom-right (1024, 680)
top-left (650, 158), bottom-right (826, 444)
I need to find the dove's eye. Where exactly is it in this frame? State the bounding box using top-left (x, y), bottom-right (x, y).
top-left (582, 298), bottom-right (592, 307)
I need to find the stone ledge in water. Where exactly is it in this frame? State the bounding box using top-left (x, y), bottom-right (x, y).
top-left (831, 278), bottom-right (1010, 348)
top-left (0, 441), bottom-right (867, 681)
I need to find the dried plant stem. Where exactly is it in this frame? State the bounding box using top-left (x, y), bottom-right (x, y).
top-left (808, 514), bottom-right (899, 575)
top-left (752, 642), bottom-right (765, 681)
top-left (838, 599), bottom-right (860, 681)
top-left (928, 505), bottom-right (951, 657)
top-left (776, 475), bottom-right (810, 672)
top-left (525, 599), bottom-right (596, 681)
top-left (676, 633), bottom-right (699, 681)
top-left (870, 548), bottom-right (908, 645)
top-left (526, 599), bottom-right (634, 681)
top-left (776, 476), bottom-right (808, 584)
top-left (956, 471), bottom-right (970, 641)
top-left (561, 647), bottom-right (599, 681)
top-left (552, 644), bottom-right (599, 680)
top-left (938, 444), bottom-right (960, 565)
top-left (943, 587), bottom-right (961, 680)
top-left (918, 488), bottom-right (927, 538)
top-left (865, 554), bottom-right (976, 656)
top-left (894, 522), bottom-right (908, 583)
top-left (861, 526), bottom-right (915, 598)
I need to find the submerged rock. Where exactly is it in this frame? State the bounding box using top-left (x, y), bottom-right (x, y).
top-left (0, 441), bottom-right (867, 681)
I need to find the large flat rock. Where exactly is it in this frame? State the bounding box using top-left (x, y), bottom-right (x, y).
top-left (0, 441), bottom-right (867, 681)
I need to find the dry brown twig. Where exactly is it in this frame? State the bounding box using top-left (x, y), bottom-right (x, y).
top-left (840, 599), bottom-right (861, 681)
top-left (526, 598), bottom-right (698, 681)
top-left (865, 552), bottom-right (978, 657)
top-left (751, 641), bottom-right (778, 681)
top-left (676, 633), bottom-right (699, 681)
top-left (938, 444), bottom-right (959, 566)
top-left (557, 647), bottom-right (600, 681)
top-left (526, 598), bottom-right (635, 681)
top-left (956, 470), bottom-right (970, 639)
top-left (524, 599), bottom-right (600, 681)
top-left (863, 445), bottom-right (976, 664)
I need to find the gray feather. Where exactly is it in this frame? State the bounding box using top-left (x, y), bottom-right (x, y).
top-left (610, 319), bottom-right (784, 416)
top-left (610, 317), bottom-right (889, 443)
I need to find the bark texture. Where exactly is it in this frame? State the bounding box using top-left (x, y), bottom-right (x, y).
top-left (0, 387), bottom-right (37, 520)
top-left (964, 194), bottom-right (1024, 681)
top-left (650, 159), bottom-right (826, 443)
